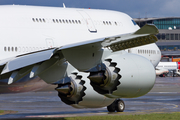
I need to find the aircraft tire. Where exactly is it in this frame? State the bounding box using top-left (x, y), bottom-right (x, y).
top-left (115, 99), bottom-right (125, 112)
top-left (107, 101), bottom-right (116, 112)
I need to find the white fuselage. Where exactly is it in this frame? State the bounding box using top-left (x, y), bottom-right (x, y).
top-left (0, 5), bottom-right (160, 67)
top-left (155, 62), bottom-right (180, 75)
top-left (156, 62), bottom-right (180, 70)
top-left (127, 44), bottom-right (161, 67)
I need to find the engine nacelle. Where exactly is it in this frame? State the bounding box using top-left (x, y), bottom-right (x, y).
top-left (88, 52), bottom-right (156, 98)
top-left (56, 72), bottom-right (115, 108)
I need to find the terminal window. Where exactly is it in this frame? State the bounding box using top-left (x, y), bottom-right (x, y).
top-left (153, 19), bottom-right (180, 29)
top-left (175, 34), bottom-right (178, 40)
top-left (170, 34), bottom-right (174, 40)
top-left (156, 33), bottom-right (180, 40)
top-left (166, 34), bottom-right (169, 40)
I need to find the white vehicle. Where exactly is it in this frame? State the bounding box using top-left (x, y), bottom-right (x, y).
top-left (0, 5), bottom-right (161, 112)
top-left (156, 62), bottom-right (180, 76)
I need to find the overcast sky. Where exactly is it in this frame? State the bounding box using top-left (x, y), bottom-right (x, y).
top-left (0, 0), bottom-right (179, 18)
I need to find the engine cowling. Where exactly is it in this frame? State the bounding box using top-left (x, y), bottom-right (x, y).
top-left (55, 72), bottom-right (115, 108)
top-left (88, 52), bottom-right (156, 98)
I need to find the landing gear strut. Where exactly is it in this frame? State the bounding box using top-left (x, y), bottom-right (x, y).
top-left (107, 99), bottom-right (125, 112)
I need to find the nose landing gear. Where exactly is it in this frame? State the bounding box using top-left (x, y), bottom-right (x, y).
top-left (107, 99), bottom-right (125, 112)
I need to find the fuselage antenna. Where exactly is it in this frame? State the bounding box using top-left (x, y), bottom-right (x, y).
top-left (63, 3), bottom-right (66, 8)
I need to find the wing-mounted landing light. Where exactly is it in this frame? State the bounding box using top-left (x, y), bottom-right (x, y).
top-left (102, 24), bottom-right (159, 52)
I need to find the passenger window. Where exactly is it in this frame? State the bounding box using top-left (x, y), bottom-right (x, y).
top-left (36, 18), bottom-right (39, 22)
top-left (103, 21), bottom-right (106, 25)
top-left (32, 18), bottom-right (35, 22)
top-left (39, 19), bottom-right (42, 22)
top-left (109, 21), bottom-right (111, 25)
top-left (115, 22), bottom-right (117, 25)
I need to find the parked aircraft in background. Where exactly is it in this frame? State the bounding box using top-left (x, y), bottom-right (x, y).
top-left (0, 5), bottom-right (160, 112)
top-left (156, 62), bottom-right (180, 77)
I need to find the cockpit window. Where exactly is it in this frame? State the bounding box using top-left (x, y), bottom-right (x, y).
top-left (132, 20), bottom-right (137, 25)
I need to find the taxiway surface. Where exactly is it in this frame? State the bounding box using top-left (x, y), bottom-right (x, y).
top-left (0, 77), bottom-right (180, 119)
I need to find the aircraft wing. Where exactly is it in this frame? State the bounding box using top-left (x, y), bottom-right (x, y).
top-left (0, 24), bottom-right (158, 84)
top-left (0, 49), bottom-right (57, 75)
top-left (59, 24), bottom-right (158, 52)
top-left (101, 24), bottom-right (158, 52)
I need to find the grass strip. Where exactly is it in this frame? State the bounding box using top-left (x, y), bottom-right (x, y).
top-left (0, 110), bottom-right (4, 115)
top-left (25, 112), bottom-right (180, 120)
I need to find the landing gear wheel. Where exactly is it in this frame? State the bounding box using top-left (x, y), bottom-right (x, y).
top-left (107, 102), bottom-right (116, 112)
top-left (115, 99), bottom-right (125, 112)
top-left (107, 99), bottom-right (125, 112)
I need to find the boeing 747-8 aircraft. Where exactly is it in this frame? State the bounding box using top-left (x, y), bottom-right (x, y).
top-left (0, 5), bottom-right (161, 112)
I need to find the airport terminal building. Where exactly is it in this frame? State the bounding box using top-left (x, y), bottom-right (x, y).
top-left (134, 17), bottom-right (180, 59)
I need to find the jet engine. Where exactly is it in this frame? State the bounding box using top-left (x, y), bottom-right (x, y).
top-left (55, 72), bottom-right (115, 108)
top-left (88, 52), bottom-right (156, 98)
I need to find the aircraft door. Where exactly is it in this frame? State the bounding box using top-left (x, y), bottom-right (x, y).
top-left (125, 49), bottom-right (132, 53)
top-left (78, 10), bottom-right (97, 32)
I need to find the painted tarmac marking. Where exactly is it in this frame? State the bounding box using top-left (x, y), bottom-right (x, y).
top-left (150, 92), bottom-right (178, 94)
top-left (27, 115), bottom-right (77, 118)
top-left (26, 112), bottom-right (107, 118)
